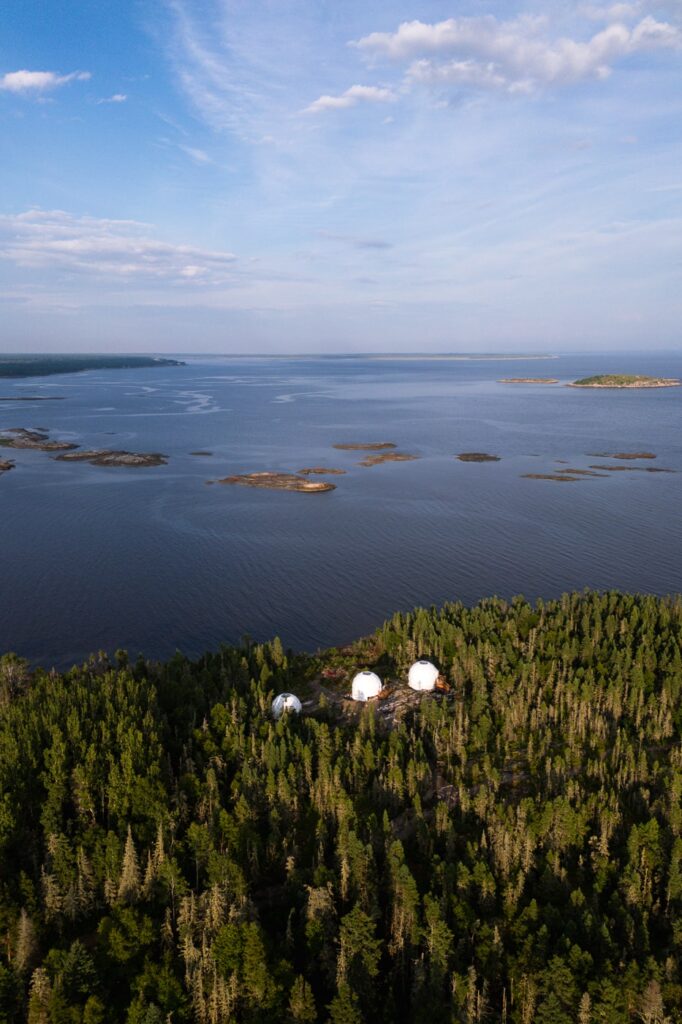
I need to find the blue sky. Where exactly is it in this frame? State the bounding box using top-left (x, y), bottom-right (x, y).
top-left (1, 0), bottom-right (681, 353)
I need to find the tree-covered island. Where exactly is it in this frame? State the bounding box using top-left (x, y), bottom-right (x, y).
top-left (0, 589), bottom-right (681, 1022)
top-left (569, 375), bottom-right (681, 388)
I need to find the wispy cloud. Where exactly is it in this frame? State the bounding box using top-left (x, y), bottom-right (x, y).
top-left (178, 144), bottom-right (212, 164)
top-left (318, 230), bottom-right (393, 250)
top-left (0, 70), bottom-right (91, 94)
top-left (97, 93), bottom-right (127, 104)
top-left (354, 14), bottom-right (681, 94)
top-left (0, 210), bottom-right (237, 283)
top-left (306, 84), bottom-right (396, 114)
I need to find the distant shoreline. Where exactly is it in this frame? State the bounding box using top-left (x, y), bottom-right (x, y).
top-left (0, 355), bottom-right (184, 379)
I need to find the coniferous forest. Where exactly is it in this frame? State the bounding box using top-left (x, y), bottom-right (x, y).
top-left (1, 590), bottom-right (681, 1023)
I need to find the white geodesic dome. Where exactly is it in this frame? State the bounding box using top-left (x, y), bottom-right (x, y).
top-left (351, 671), bottom-right (382, 702)
top-left (271, 692), bottom-right (303, 719)
top-left (408, 660), bottom-right (439, 692)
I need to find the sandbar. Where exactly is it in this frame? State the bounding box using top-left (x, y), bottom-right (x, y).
top-left (333, 442), bottom-right (397, 451)
top-left (499, 378), bottom-right (559, 384)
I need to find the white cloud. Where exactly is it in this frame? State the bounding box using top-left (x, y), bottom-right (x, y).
top-left (98, 93), bottom-right (127, 104)
top-left (354, 14), bottom-right (681, 93)
top-left (0, 210), bottom-right (237, 284)
top-left (305, 84), bottom-right (396, 113)
top-left (407, 59), bottom-right (525, 93)
top-left (0, 70), bottom-right (91, 94)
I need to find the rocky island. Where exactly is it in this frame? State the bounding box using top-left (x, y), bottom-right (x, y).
top-left (0, 458), bottom-right (15, 475)
top-left (457, 452), bottom-right (501, 462)
top-left (358, 452), bottom-right (418, 467)
top-left (55, 450), bottom-right (168, 467)
top-left (298, 467), bottom-right (346, 475)
top-left (217, 472), bottom-right (336, 493)
top-left (0, 427), bottom-right (77, 451)
top-left (569, 374), bottom-right (681, 388)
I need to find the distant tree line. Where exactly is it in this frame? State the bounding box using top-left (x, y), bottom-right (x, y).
top-left (0, 589), bottom-right (681, 1022)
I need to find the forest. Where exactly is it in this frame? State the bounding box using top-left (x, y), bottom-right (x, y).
top-left (0, 589), bottom-right (681, 1023)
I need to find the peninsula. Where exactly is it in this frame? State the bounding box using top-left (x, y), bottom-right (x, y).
top-left (0, 590), bottom-right (678, 1024)
top-left (0, 355), bottom-right (184, 379)
top-left (568, 374), bottom-right (681, 388)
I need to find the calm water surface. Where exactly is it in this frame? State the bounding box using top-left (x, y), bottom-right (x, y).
top-left (1, 353), bottom-right (681, 667)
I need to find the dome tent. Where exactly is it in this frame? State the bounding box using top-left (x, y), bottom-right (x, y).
top-left (351, 671), bottom-right (382, 702)
top-left (408, 660), bottom-right (439, 692)
top-left (271, 693), bottom-right (303, 719)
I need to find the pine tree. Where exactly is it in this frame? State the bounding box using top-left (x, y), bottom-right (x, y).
top-left (327, 983), bottom-right (363, 1024)
top-left (27, 967), bottom-right (52, 1024)
top-left (288, 975), bottom-right (317, 1022)
top-left (14, 908), bottom-right (36, 975)
top-left (117, 826), bottom-right (141, 904)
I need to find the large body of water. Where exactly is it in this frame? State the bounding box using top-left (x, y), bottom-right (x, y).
top-left (1, 353), bottom-right (681, 668)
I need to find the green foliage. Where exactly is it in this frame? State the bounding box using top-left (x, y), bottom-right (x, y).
top-left (0, 590), bottom-right (681, 1021)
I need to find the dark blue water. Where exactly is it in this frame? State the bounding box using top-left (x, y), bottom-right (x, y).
top-left (1, 353), bottom-right (681, 668)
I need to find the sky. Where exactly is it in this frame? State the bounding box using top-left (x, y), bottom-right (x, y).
top-left (1, 0), bottom-right (681, 354)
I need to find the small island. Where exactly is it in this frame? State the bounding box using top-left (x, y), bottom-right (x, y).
top-left (0, 458), bottom-right (15, 475)
top-left (588, 451), bottom-right (656, 460)
top-left (190, 451), bottom-right (214, 457)
top-left (358, 452), bottom-right (418, 467)
top-left (588, 464), bottom-right (676, 474)
top-left (569, 375), bottom-right (681, 388)
top-left (499, 378), bottom-right (559, 384)
top-left (298, 467), bottom-right (346, 476)
top-left (522, 473), bottom-right (580, 482)
top-left (217, 472), bottom-right (336, 493)
top-left (457, 452), bottom-right (501, 462)
top-left (55, 450), bottom-right (168, 467)
top-left (0, 427), bottom-right (77, 452)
